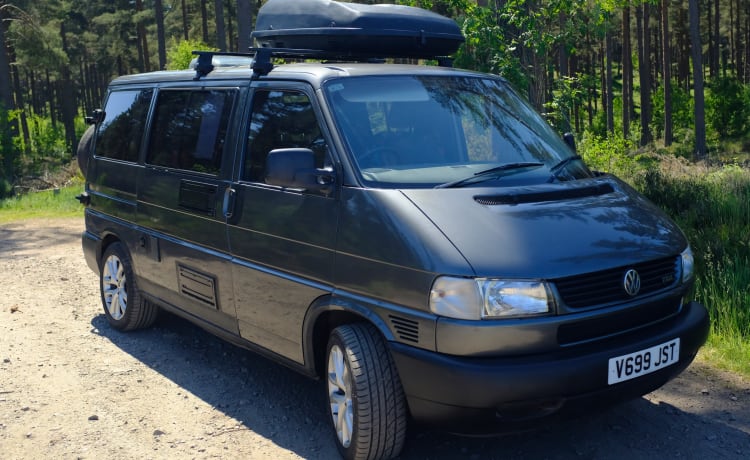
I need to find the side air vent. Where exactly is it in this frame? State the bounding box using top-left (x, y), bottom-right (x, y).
top-left (474, 183), bottom-right (614, 206)
top-left (177, 265), bottom-right (218, 309)
top-left (389, 315), bottom-right (419, 344)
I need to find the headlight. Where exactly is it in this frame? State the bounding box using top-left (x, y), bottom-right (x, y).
top-left (430, 276), bottom-right (553, 320)
top-left (681, 246), bottom-right (694, 283)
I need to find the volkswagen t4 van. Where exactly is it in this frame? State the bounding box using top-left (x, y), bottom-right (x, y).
top-left (78, 1), bottom-right (709, 459)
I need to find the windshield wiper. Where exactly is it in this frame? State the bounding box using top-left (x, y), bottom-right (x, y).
top-left (548, 155), bottom-right (582, 182)
top-left (435, 162), bottom-right (544, 189)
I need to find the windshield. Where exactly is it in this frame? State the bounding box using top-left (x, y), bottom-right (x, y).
top-left (324, 75), bottom-right (592, 188)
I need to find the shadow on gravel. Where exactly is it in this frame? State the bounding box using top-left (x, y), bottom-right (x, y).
top-left (92, 312), bottom-right (750, 460)
top-left (0, 221), bottom-right (82, 259)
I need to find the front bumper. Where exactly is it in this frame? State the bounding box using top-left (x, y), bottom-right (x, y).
top-left (390, 301), bottom-right (709, 432)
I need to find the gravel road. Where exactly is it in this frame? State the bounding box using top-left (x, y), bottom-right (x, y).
top-left (1, 217), bottom-right (748, 459)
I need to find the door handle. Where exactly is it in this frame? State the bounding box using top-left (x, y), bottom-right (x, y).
top-left (222, 187), bottom-right (236, 219)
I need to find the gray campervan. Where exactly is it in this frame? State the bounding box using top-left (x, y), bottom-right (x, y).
top-left (78, 1), bottom-right (709, 459)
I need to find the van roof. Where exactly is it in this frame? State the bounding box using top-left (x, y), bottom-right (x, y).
top-left (107, 60), bottom-right (486, 88)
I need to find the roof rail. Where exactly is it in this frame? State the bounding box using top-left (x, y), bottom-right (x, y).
top-left (192, 48), bottom-right (454, 80)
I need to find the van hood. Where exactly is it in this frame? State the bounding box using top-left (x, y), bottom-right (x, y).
top-left (401, 176), bottom-right (687, 279)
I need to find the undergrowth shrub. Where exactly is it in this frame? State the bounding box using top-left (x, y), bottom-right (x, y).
top-left (706, 77), bottom-right (750, 138)
top-left (633, 160), bottom-right (750, 362)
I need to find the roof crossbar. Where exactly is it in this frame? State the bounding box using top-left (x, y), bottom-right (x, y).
top-left (191, 48), bottom-right (454, 80)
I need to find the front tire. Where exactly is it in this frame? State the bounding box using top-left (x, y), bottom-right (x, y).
top-left (326, 323), bottom-right (407, 460)
top-left (100, 242), bottom-right (158, 331)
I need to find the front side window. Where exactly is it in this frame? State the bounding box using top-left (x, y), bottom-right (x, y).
top-left (324, 76), bottom-right (592, 188)
top-left (244, 90), bottom-right (327, 182)
top-left (96, 89), bottom-right (153, 162)
top-left (147, 89), bottom-right (236, 175)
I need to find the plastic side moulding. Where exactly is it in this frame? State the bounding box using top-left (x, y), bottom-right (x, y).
top-left (251, 0), bottom-right (465, 59)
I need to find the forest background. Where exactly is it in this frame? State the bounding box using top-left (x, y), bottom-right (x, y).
top-left (0, 0), bottom-right (748, 375)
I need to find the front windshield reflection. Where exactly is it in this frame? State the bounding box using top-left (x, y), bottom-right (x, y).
top-left (324, 75), bottom-right (592, 188)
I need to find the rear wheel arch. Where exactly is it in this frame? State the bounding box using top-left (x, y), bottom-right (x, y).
top-left (99, 240), bottom-right (159, 331)
top-left (99, 233), bottom-right (121, 265)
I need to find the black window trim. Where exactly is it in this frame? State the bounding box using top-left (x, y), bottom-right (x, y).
top-left (142, 85), bottom-right (241, 178)
top-left (93, 87), bottom-right (155, 164)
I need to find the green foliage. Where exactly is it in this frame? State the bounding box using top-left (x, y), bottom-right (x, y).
top-left (577, 130), bottom-right (642, 176)
top-left (0, 105), bottom-right (19, 199)
top-left (651, 81), bottom-right (693, 139)
top-left (706, 77), bottom-right (750, 138)
top-left (544, 75), bottom-right (584, 134)
top-left (450, 1), bottom-right (528, 91)
top-left (166, 38), bottom-right (217, 70)
top-left (26, 114), bottom-right (68, 159)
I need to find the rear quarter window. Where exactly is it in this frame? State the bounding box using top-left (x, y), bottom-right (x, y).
top-left (147, 89), bottom-right (237, 175)
top-left (96, 89), bottom-right (153, 162)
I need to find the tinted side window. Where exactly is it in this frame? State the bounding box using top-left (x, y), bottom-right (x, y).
top-left (245, 90), bottom-right (327, 182)
top-left (96, 89), bottom-right (153, 162)
top-left (147, 89), bottom-right (236, 175)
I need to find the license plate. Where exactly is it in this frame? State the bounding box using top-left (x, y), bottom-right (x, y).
top-left (608, 338), bottom-right (680, 385)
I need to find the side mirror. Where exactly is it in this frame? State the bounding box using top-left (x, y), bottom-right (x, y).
top-left (85, 109), bottom-right (105, 125)
top-left (264, 148), bottom-right (334, 194)
top-left (563, 132), bottom-right (577, 153)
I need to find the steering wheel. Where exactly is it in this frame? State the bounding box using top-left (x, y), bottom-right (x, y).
top-left (357, 146), bottom-right (400, 169)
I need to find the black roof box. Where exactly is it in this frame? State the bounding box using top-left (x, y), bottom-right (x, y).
top-left (251, 0), bottom-right (464, 60)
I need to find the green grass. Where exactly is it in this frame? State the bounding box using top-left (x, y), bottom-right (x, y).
top-left (0, 179), bottom-right (85, 223)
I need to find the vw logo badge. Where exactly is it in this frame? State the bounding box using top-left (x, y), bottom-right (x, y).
top-left (623, 269), bottom-right (641, 297)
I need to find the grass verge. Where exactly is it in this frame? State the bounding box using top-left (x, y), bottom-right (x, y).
top-left (0, 179), bottom-right (85, 224)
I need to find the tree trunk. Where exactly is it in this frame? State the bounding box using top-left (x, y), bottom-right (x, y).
top-left (0, 3), bottom-right (14, 112)
top-left (135, 0), bottom-right (151, 72)
top-left (155, 0), bottom-right (167, 70)
top-left (734, 0), bottom-right (744, 81)
top-left (59, 22), bottom-right (78, 155)
top-left (10, 60), bottom-right (30, 153)
top-left (709, 0), bottom-right (719, 77)
top-left (215, 0), bottom-right (227, 51)
top-left (676, 5), bottom-right (690, 91)
top-left (605, 29), bottom-right (614, 134)
top-left (661, 0), bottom-right (673, 146)
top-left (714, 0), bottom-right (720, 76)
top-left (622, 5), bottom-right (632, 139)
top-left (637, 4), bottom-right (653, 145)
top-left (689, 0), bottom-right (706, 159)
top-left (201, 0), bottom-right (210, 44)
top-left (182, 0), bottom-right (189, 40)
top-left (46, 70), bottom-right (56, 127)
top-left (237, 0), bottom-right (253, 51)
top-left (227, 3), bottom-right (234, 51)
top-left (559, 11), bottom-right (569, 79)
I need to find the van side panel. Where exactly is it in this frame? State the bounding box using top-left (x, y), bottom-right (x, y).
top-left (86, 88), bottom-right (153, 224)
top-left (132, 86), bottom-right (241, 334)
top-left (228, 185), bottom-right (337, 363)
top-left (86, 159), bottom-right (138, 222)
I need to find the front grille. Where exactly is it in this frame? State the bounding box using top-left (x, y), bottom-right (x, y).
top-left (554, 256), bottom-right (680, 309)
top-left (558, 298), bottom-right (682, 345)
